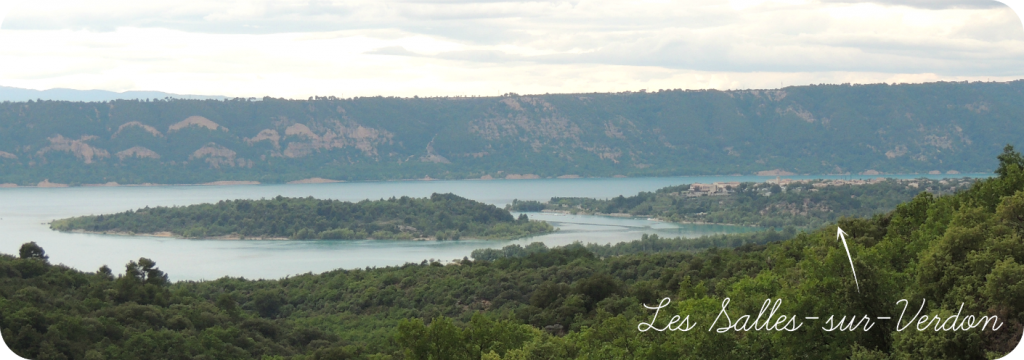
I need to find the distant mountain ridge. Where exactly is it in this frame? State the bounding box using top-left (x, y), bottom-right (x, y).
top-left (0, 86), bottom-right (226, 102)
top-left (0, 81), bottom-right (1021, 185)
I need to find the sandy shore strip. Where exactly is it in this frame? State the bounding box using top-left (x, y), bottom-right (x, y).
top-left (202, 181), bottom-right (260, 186)
top-left (84, 182), bottom-right (121, 187)
top-left (537, 209), bottom-right (754, 227)
top-left (756, 169), bottom-right (797, 176)
top-left (37, 179), bottom-right (69, 188)
top-left (70, 229), bottom-right (175, 237)
top-left (504, 174), bottom-right (540, 180)
top-left (66, 229), bottom-right (290, 240)
top-left (287, 177), bottom-right (343, 184)
top-left (62, 229), bottom-right (456, 241)
top-left (3, 181), bottom-right (263, 188)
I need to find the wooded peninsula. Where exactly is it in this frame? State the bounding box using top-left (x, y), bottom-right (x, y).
top-left (49, 193), bottom-right (554, 240)
top-left (509, 177), bottom-right (978, 229)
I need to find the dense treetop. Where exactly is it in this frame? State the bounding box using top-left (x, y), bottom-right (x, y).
top-left (2, 147), bottom-right (1023, 359)
top-left (509, 177), bottom-right (978, 228)
top-left (49, 193), bottom-right (553, 240)
top-left (1, 81), bottom-right (1022, 185)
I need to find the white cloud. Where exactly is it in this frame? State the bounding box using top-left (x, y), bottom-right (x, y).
top-left (0, 0), bottom-right (1021, 98)
top-left (825, 0), bottom-right (1004, 10)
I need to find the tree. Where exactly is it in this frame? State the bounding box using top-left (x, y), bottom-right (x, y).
top-left (138, 257), bottom-right (169, 286)
top-left (425, 316), bottom-right (469, 360)
top-left (216, 293), bottom-right (241, 319)
top-left (574, 273), bottom-right (619, 310)
top-left (97, 265), bottom-right (114, 280)
top-left (18, 242), bottom-right (47, 261)
top-left (114, 258), bottom-right (171, 305)
top-left (996, 144), bottom-right (1024, 177)
top-left (397, 318), bottom-right (430, 360)
top-left (253, 290), bottom-right (284, 318)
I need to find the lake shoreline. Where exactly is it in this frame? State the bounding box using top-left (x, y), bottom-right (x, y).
top-left (0, 173), bottom-right (990, 189)
top-left (534, 209), bottom-right (760, 228)
top-left (59, 229), bottom-right (554, 242)
top-left (62, 229), bottom-right (456, 241)
top-left (65, 229), bottom-right (291, 241)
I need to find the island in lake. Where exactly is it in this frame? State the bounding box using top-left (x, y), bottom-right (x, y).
top-left (50, 193), bottom-right (554, 240)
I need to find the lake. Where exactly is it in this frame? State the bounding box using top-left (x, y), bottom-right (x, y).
top-left (0, 174), bottom-right (985, 281)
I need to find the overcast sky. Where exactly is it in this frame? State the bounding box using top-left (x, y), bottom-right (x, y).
top-left (0, 0), bottom-right (1021, 98)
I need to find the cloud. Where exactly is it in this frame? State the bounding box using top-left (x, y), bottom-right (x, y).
top-left (369, 1), bottom-right (1024, 75)
top-left (1, 0), bottom-right (575, 35)
top-left (821, 0), bottom-right (1005, 10)
top-left (0, 0), bottom-right (1021, 97)
top-left (366, 46), bottom-right (422, 56)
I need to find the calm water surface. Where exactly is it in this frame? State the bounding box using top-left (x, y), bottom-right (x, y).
top-left (0, 174), bottom-right (985, 281)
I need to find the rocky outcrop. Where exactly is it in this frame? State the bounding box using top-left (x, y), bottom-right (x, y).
top-left (169, 116), bottom-right (226, 132)
top-left (420, 138), bottom-right (451, 164)
top-left (190, 143), bottom-right (250, 168)
top-left (281, 120), bottom-right (393, 158)
top-left (113, 121), bottom-right (163, 138)
top-left (246, 129), bottom-right (281, 149)
top-left (37, 135), bottom-right (109, 164)
top-left (116, 146), bottom-right (161, 160)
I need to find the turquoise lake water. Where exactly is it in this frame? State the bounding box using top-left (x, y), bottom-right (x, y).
top-left (0, 174), bottom-right (986, 281)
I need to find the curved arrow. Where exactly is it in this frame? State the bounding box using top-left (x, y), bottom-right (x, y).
top-left (837, 227), bottom-right (860, 293)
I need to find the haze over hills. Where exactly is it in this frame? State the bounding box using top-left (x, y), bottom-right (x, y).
top-left (0, 86), bottom-right (226, 102)
top-left (0, 80), bottom-right (1022, 186)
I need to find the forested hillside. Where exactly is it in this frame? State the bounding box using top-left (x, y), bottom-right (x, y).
top-left (49, 194), bottom-right (553, 240)
top-left (2, 149), bottom-right (1024, 359)
top-left (1, 81), bottom-right (1022, 185)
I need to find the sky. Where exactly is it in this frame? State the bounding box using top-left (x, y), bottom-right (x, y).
top-left (0, 0), bottom-right (1021, 99)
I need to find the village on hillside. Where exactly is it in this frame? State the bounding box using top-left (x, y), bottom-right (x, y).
top-left (680, 176), bottom-right (971, 197)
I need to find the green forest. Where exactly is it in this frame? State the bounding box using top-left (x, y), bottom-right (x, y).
top-left (509, 177), bottom-right (977, 229)
top-left (2, 148), bottom-right (1024, 359)
top-left (49, 194), bottom-right (553, 240)
top-left (1, 81), bottom-right (1023, 185)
